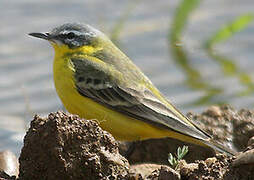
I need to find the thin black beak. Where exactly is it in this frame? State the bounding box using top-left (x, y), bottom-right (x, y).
top-left (28, 32), bottom-right (51, 40)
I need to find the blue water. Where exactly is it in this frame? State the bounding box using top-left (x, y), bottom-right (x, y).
top-left (0, 0), bottom-right (253, 155)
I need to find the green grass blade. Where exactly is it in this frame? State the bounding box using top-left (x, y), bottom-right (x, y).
top-left (169, 0), bottom-right (222, 106)
top-left (205, 14), bottom-right (254, 48)
top-left (170, 0), bottom-right (201, 42)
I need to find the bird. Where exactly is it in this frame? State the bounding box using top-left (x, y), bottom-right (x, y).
top-left (29, 23), bottom-right (236, 156)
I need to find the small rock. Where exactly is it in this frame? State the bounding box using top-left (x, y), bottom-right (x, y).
top-left (232, 149), bottom-right (254, 167)
top-left (179, 154), bottom-right (233, 179)
top-left (178, 160), bottom-right (198, 177)
top-left (205, 106), bottom-right (223, 117)
top-left (233, 109), bottom-right (254, 151)
top-left (146, 166), bottom-right (180, 180)
top-left (0, 151), bottom-right (19, 177)
top-left (130, 164), bottom-right (162, 179)
top-left (204, 157), bottom-right (217, 167)
top-left (224, 150), bottom-right (254, 180)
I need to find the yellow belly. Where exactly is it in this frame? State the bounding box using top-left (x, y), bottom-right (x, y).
top-left (54, 71), bottom-right (167, 140)
top-left (53, 54), bottom-right (206, 146)
top-left (53, 57), bottom-right (167, 141)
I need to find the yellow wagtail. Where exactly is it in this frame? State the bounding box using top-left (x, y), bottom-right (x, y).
top-left (29, 23), bottom-right (236, 155)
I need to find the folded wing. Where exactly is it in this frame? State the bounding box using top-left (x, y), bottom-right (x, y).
top-left (71, 58), bottom-right (211, 141)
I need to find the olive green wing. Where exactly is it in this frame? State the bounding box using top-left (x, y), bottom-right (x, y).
top-left (71, 58), bottom-right (211, 141)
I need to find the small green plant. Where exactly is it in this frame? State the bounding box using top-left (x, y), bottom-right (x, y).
top-left (168, 145), bottom-right (189, 169)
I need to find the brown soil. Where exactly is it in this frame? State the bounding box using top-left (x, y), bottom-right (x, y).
top-left (18, 112), bottom-right (129, 180)
top-left (0, 105), bottom-right (253, 179)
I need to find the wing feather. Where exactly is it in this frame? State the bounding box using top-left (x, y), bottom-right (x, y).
top-left (72, 58), bottom-right (210, 140)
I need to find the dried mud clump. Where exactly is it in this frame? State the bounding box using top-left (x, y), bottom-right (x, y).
top-left (146, 166), bottom-right (180, 180)
top-left (128, 150), bottom-right (254, 180)
top-left (189, 105), bottom-right (254, 152)
top-left (18, 111), bottom-right (129, 180)
top-left (128, 164), bottom-right (181, 180)
top-left (179, 151), bottom-right (254, 180)
top-left (179, 154), bottom-right (233, 179)
top-left (129, 164), bottom-right (180, 179)
top-left (14, 106), bottom-right (254, 179)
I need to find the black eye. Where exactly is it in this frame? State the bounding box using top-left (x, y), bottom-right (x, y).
top-left (66, 32), bottom-right (75, 39)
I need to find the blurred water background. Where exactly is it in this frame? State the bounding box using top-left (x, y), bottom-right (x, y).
top-left (0, 0), bottom-right (253, 155)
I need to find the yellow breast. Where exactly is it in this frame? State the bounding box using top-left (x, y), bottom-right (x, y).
top-left (51, 44), bottom-right (205, 146)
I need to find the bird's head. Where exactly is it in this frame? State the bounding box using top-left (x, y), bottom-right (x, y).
top-left (29, 23), bottom-right (108, 54)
